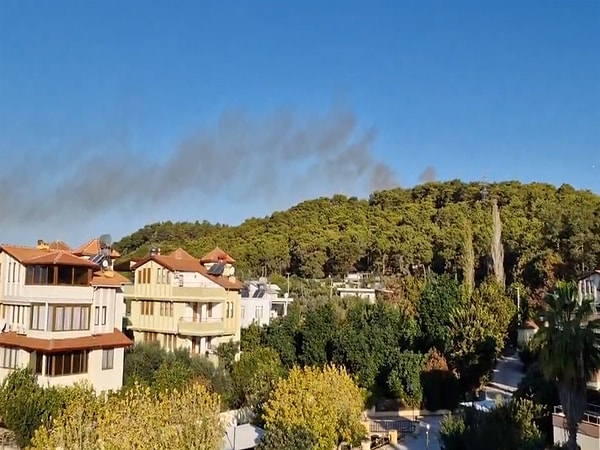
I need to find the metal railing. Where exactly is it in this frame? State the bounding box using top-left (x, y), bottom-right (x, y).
top-left (554, 404), bottom-right (600, 425)
top-left (369, 419), bottom-right (417, 434)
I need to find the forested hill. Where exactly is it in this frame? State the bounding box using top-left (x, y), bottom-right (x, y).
top-left (115, 180), bottom-right (600, 294)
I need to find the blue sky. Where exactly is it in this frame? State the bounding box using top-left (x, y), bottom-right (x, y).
top-left (0, 0), bottom-right (599, 245)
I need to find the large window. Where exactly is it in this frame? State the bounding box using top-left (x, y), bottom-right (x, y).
top-left (30, 304), bottom-right (46, 330)
top-left (0, 347), bottom-right (18, 369)
top-left (25, 265), bottom-right (51, 285)
top-left (44, 350), bottom-right (88, 376)
top-left (26, 266), bottom-right (90, 286)
top-left (102, 349), bottom-right (114, 370)
top-left (50, 305), bottom-right (90, 332)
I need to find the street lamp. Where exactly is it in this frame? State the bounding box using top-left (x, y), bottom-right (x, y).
top-left (425, 423), bottom-right (430, 450)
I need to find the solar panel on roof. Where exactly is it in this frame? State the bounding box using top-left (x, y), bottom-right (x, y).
top-left (208, 262), bottom-right (225, 275)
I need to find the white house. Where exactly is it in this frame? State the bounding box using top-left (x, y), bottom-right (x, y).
top-left (240, 278), bottom-right (293, 327)
top-left (578, 270), bottom-right (600, 305)
top-left (0, 238), bottom-right (132, 394)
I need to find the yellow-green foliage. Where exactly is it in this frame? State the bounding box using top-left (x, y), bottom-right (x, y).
top-left (262, 365), bottom-right (366, 450)
top-left (29, 381), bottom-right (222, 450)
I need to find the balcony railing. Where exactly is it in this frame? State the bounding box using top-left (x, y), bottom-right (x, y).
top-left (554, 404), bottom-right (600, 425)
top-left (177, 317), bottom-right (228, 336)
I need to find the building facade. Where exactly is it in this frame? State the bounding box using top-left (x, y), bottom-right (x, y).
top-left (0, 239), bottom-right (132, 393)
top-left (124, 247), bottom-right (243, 357)
top-left (553, 404), bottom-right (600, 450)
top-left (240, 278), bottom-right (293, 328)
top-left (579, 270), bottom-right (600, 306)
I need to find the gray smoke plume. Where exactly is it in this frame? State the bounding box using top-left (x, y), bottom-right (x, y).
top-left (418, 165), bottom-right (437, 184)
top-left (0, 105), bottom-right (398, 234)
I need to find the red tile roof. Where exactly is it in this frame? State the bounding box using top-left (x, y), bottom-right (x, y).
top-left (0, 329), bottom-right (132, 353)
top-left (48, 241), bottom-right (72, 251)
top-left (200, 247), bottom-right (236, 264)
top-left (73, 238), bottom-right (121, 258)
top-left (168, 248), bottom-right (196, 260)
top-left (91, 271), bottom-right (132, 287)
top-left (132, 253), bottom-right (243, 290)
top-left (0, 245), bottom-right (96, 268)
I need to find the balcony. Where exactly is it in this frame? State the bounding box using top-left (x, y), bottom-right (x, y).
top-left (177, 317), bottom-right (228, 336)
top-left (123, 284), bottom-right (227, 302)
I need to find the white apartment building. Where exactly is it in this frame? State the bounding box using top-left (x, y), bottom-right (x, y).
top-left (240, 278), bottom-right (293, 327)
top-left (0, 238), bottom-right (132, 393)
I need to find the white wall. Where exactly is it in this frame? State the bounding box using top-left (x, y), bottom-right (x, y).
top-left (553, 426), bottom-right (599, 450)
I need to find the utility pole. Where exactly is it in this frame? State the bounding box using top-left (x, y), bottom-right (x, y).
top-left (516, 287), bottom-right (521, 325)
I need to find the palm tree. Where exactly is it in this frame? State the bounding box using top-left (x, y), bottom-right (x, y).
top-left (533, 281), bottom-right (600, 450)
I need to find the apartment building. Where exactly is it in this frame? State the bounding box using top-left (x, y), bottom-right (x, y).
top-left (124, 247), bottom-right (243, 357)
top-left (553, 403), bottom-right (600, 450)
top-left (240, 277), bottom-right (293, 327)
top-left (0, 238), bottom-right (132, 393)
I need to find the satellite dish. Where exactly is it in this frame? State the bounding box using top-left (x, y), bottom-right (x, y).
top-left (101, 259), bottom-right (109, 268)
top-left (99, 234), bottom-right (112, 249)
top-left (229, 266), bottom-right (235, 276)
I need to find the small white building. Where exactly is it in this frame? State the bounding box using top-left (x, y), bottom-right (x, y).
top-left (579, 270), bottom-right (600, 305)
top-left (240, 278), bottom-right (293, 328)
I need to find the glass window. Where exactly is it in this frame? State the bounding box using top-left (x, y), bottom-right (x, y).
top-left (102, 349), bottom-right (114, 370)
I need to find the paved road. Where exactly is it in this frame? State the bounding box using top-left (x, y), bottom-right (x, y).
top-left (485, 351), bottom-right (524, 396)
top-left (397, 351), bottom-right (524, 450)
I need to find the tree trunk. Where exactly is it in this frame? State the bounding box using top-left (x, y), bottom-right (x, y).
top-left (558, 383), bottom-right (584, 450)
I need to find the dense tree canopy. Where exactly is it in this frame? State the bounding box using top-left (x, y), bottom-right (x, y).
top-left (261, 365), bottom-right (366, 450)
top-left (115, 181), bottom-right (600, 304)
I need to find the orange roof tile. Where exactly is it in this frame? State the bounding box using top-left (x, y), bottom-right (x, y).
top-left (0, 245), bottom-right (96, 268)
top-left (168, 248), bottom-right (196, 260)
top-left (91, 271), bottom-right (132, 287)
top-left (25, 251), bottom-right (97, 267)
top-left (200, 247), bottom-right (236, 264)
top-left (0, 329), bottom-right (132, 353)
top-left (48, 240), bottom-right (72, 251)
top-left (133, 254), bottom-right (243, 290)
top-left (73, 238), bottom-right (121, 258)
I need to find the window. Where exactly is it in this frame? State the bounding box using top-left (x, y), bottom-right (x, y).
top-left (254, 306), bottom-right (263, 320)
top-left (50, 305), bottom-right (90, 331)
top-left (0, 347), bottom-right (18, 369)
top-left (94, 306), bottom-right (99, 326)
top-left (25, 265), bottom-right (89, 286)
top-left (156, 268), bottom-right (162, 284)
top-left (226, 302), bottom-right (234, 318)
top-left (141, 301), bottom-right (154, 315)
top-left (11, 263), bottom-right (16, 282)
top-left (163, 334), bottom-right (176, 351)
top-left (101, 306), bottom-right (107, 325)
top-left (241, 306), bottom-right (245, 319)
top-left (102, 349), bottom-right (114, 370)
top-left (161, 269), bottom-right (167, 284)
top-left (30, 304), bottom-right (46, 330)
top-left (44, 350), bottom-right (88, 376)
top-left (159, 302), bottom-right (173, 317)
top-left (143, 332), bottom-right (158, 342)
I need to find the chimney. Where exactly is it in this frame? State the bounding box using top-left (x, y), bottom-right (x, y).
top-left (37, 240), bottom-right (49, 250)
top-left (150, 248), bottom-right (160, 256)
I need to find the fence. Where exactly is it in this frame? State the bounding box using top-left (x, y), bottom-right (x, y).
top-left (369, 419), bottom-right (417, 434)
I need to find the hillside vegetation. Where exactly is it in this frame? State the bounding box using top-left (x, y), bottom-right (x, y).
top-left (115, 180), bottom-right (600, 300)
